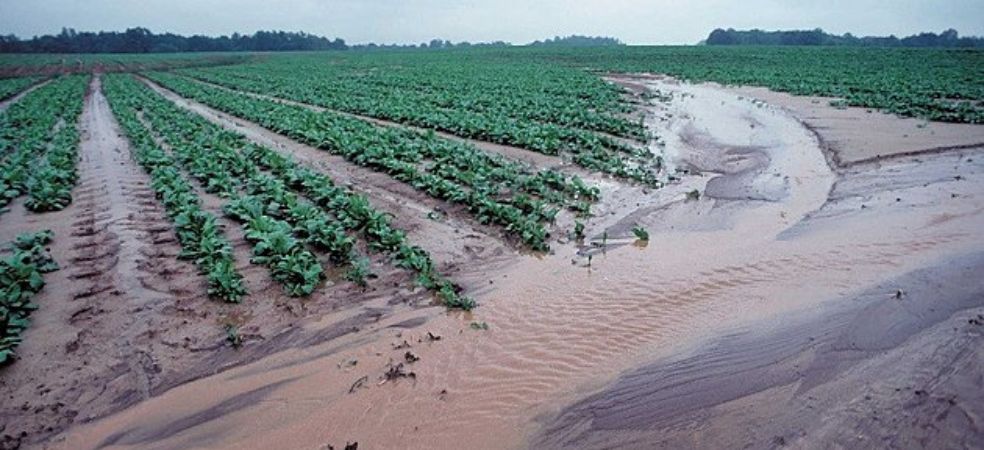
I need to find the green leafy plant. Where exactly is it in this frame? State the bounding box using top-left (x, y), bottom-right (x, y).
top-left (105, 73), bottom-right (477, 309)
top-left (573, 220), bottom-right (585, 240)
top-left (224, 324), bottom-right (242, 348)
top-left (1, 230), bottom-right (59, 365)
top-left (0, 76), bottom-right (86, 216)
top-left (345, 257), bottom-right (373, 288)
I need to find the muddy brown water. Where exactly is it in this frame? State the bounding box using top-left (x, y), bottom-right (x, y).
top-left (533, 250), bottom-right (984, 449)
top-left (27, 75), bottom-right (982, 450)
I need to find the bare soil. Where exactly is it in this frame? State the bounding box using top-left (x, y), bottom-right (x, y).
top-left (729, 85), bottom-right (984, 166)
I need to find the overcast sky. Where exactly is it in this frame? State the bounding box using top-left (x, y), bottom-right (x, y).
top-left (1, 0), bottom-right (982, 45)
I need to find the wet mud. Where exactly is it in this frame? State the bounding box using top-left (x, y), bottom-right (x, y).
top-left (2, 71), bottom-right (982, 450)
top-left (533, 252), bottom-right (984, 449)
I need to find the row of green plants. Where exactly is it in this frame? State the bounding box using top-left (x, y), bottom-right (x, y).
top-left (144, 106), bottom-right (327, 297)
top-left (160, 73), bottom-right (602, 208)
top-left (237, 145), bottom-right (470, 305)
top-left (181, 54), bottom-right (646, 141)
top-left (194, 45), bottom-right (984, 124)
top-left (146, 72), bottom-right (599, 250)
top-left (0, 76), bottom-right (40, 102)
top-left (0, 76), bottom-right (87, 214)
top-left (514, 46), bottom-right (984, 124)
top-left (24, 103), bottom-right (85, 212)
top-left (103, 75), bottom-right (248, 302)
top-left (0, 53), bottom-right (254, 77)
top-left (0, 230), bottom-right (59, 365)
top-left (176, 66), bottom-right (664, 184)
top-left (108, 74), bottom-right (474, 308)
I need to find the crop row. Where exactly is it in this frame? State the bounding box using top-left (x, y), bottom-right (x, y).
top-left (145, 108), bottom-right (327, 298)
top-left (0, 230), bottom-right (59, 365)
top-left (176, 66), bottom-right (663, 184)
top-left (182, 54), bottom-right (645, 140)
top-left (0, 75), bottom-right (87, 214)
top-left (515, 46), bottom-right (984, 124)
top-left (107, 74), bottom-right (474, 308)
top-left (0, 76), bottom-right (40, 102)
top-left (145, 72), bottom-right (600, 249)
top-left (103, 76), bottom-right (248, 302)
top-left (107, 74), bottom-right (320, 298)
top-left (155, 73), bottom-right (602, 208)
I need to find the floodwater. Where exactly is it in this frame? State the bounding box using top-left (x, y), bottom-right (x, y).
top-left (47, 77), bottom-right (984, 450)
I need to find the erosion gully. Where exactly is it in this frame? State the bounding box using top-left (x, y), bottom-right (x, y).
top-left (41, 75), bottom-right (984, 449)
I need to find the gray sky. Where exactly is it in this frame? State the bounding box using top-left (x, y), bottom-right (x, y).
top-left (1, 0), bottom-right (982, 45)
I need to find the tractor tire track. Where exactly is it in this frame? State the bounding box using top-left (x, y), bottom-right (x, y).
top-left (0, 76), bottom-right (201, 449)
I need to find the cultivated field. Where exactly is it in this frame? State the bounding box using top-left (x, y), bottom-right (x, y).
top-left (0, 46), bottom-right (982, 449)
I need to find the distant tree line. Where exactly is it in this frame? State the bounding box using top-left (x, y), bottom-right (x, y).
top-left (528, 35), bottom-right (624, 47)
top-left (0, 27), bottom-right (348, 53)
top-left (349, 35), bottom-right (623, 51)
top-left (0, 27), bottom-right (626, 54)
top-left (705, 28), bottom-right (984, 47)
top-left (349, 39), bottom-right (511, 51)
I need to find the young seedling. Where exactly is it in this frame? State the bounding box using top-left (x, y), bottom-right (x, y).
top-left (345, 257), bottom-right (373, 288)
top-left (225, 324), bottom-right (242, 348)
top-left (632, 226), bottom-right (650, 242)
top-left (573, 220), bottom-right (585, 240)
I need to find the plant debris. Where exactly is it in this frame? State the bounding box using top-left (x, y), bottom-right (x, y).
top-left (381, 362), bottom-right (416, 384)
top-left (348, 375), bottom-right (368, 394)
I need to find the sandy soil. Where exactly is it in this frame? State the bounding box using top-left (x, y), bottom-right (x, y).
top-left (611, 74), bottom-right (984, 168)
top-left (533, 251), bottom-right (984, 449)
top-left (729, 85), bottom-right (984, 166)
top-left (19, 72), bottom-right (978, 450)
top-left (1, 69), bottom-right (981, 450)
